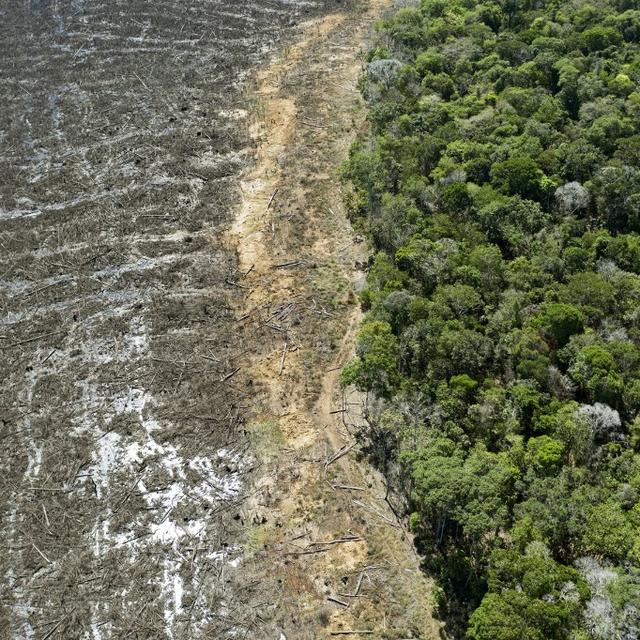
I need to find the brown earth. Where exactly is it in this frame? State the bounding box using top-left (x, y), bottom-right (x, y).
top-left (225, 3), bottom-right (444, 638)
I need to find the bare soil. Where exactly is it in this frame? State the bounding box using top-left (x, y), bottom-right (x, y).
top-left (224, 3), bottom-right (444, 638)
top-left (0, 2), bottom-right (359, 639)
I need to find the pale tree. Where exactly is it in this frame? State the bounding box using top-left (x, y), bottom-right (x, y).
top-left (555, 181), bottom-right (590, 214)
top-left (577, 402), bottom-right (622, 442)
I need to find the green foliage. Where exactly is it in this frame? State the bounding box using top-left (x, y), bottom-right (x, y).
top-left (532, 303), bottom-right (584, 348)
top-left (341, 321), bottom-right (401, 398)
top-left (344, 0), bottom-right (640, 634)
top-left (591, 165), bottom-right (640, 232)
top-left (583, 500), bottom-right (637, 561)
top-left (526, 436), bottom-right (564, 475)
top-left (449, 374), bottom-right (478, 397)
top-left (559, 272), bottom-right (616, 322)
top-left (490, 156), bottom-right (544, 199)
top-left (580, 26), bottom-right (623, 52)
top-left (569, 344), bottom-right (625, 405)
top-left (469, 547), bottom-right (588, 640)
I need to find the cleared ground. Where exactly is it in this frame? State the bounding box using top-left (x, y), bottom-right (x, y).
top-left (0, 1), bottom-right (346, 638)
top-left (221, 2), bottom-right (443, 638)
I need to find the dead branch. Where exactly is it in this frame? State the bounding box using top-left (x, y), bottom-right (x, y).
top-left (41, 349), bottom-right (56, 364)
top-left (351, 570), bottom-right (365, 597)
top-left (265, 322), bottom-right (287, 333)
top-left (331, 484), bottom-right (366, 492)
top-left (324, 442), bottom-right (356, 471)
top-left (225, 278), bottom-right (249, 289)
top-left (1, 330), bottom-right (66, 349)
top-left (266, 187), bottom-right (279, 209)
top-left (263, 302), bottom-right (295, 326)
top-left (283, 548), bottom-right (328, 556)
top-left (278, 341), bottom-right (288, 376)
top-left (273, 260), bottom-right (303, 269)
top-left (310, 535), bottom-right (363, 546)
top-left (351, 499), bottom-right (401, 529)
top-left (300, 118), bottom-right (327, 129)
top-left (32, 543), bottom-right (52, 564)
top-left (327, 596), bottom-right (349, 607)
top-left (242, 264), bottom-right (255, 278)
top-left (219, 367), bottom-right (241, 383)
top-left (42, 616), bottom-right (68, 640)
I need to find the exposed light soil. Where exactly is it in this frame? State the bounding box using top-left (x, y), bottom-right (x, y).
top-left (226, 3), bottom-right (443, 637)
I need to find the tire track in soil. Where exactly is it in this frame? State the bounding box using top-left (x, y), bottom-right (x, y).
top-left (227, 2), bottom-right (444, 638)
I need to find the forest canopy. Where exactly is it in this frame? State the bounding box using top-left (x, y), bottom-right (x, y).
top-left (343, 0), bottom-right (640, 637)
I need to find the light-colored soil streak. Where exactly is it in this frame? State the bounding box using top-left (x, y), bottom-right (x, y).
top-left (228, 3), bottom-right (443, 637)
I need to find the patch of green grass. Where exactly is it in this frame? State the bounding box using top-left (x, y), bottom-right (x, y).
top-left (246, 420), bottom-right (285, 460)
top-left (245, 523), bottom-right (275, 553)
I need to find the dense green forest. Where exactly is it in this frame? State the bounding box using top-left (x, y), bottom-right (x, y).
top-left (342, 0), bottom-right (640, 637)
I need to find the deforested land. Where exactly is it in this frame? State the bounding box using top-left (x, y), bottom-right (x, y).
top-left (0, 1), bottom-right (442, 639)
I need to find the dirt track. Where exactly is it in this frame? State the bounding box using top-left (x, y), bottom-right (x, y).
top-left (226, 3), bottom-right (443, 637)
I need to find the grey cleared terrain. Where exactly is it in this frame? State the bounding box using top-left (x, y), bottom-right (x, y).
top-left (0, 1), bottom-right (343, 637)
